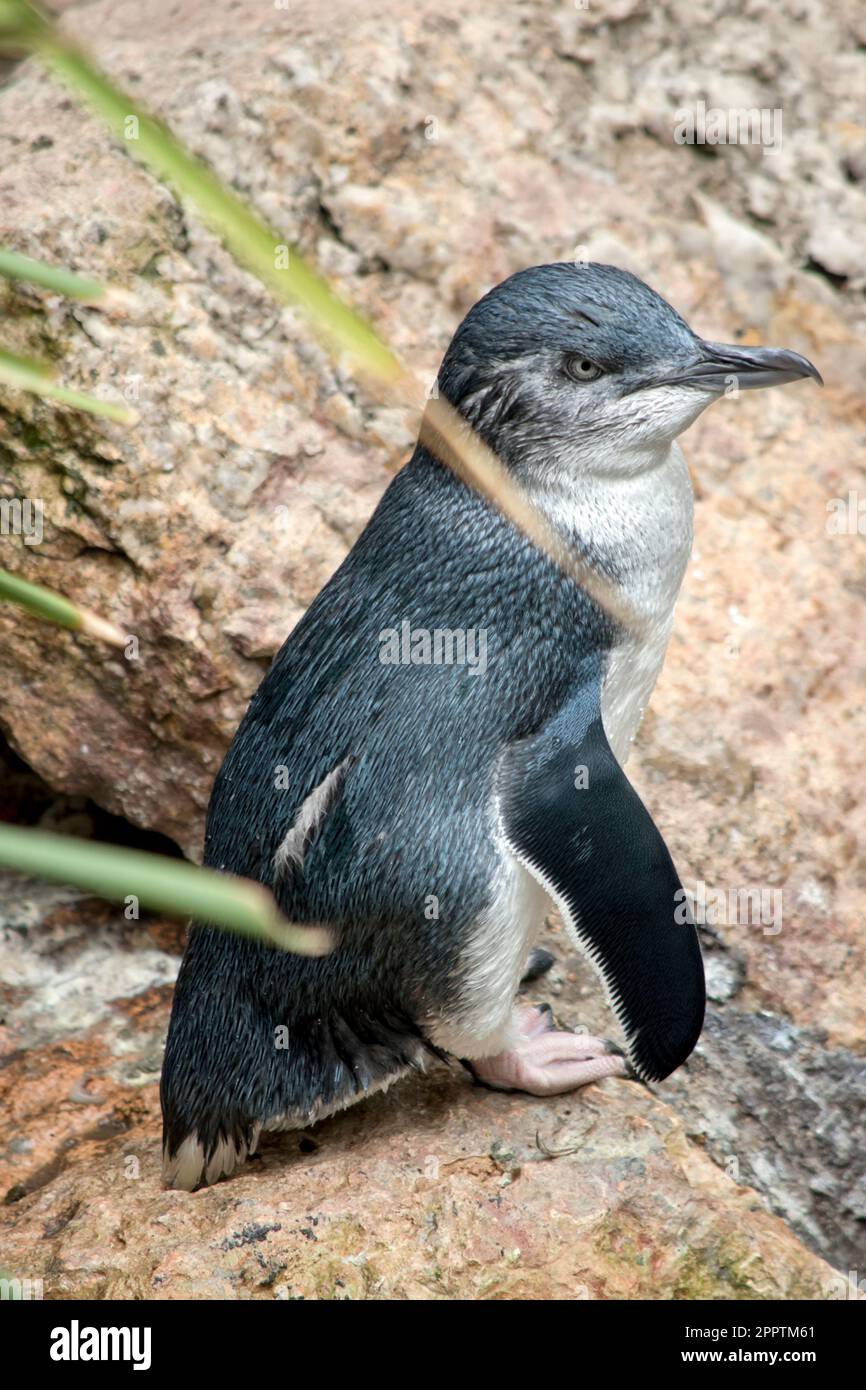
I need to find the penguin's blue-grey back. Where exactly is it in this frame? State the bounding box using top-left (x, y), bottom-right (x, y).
top-left (161, 447), bottom-right (614, 1176)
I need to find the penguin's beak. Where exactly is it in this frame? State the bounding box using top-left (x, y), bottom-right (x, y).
top-left (652, 340), bottom-right (823, 392)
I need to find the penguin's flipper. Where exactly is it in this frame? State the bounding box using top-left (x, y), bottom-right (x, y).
top-left (499, 679), bottom-right (705, 1084)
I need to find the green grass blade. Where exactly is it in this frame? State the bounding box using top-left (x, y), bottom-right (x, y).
top-left (0, 0), bottom-right (43, 44)
top-left (0, 246), bottom-right (107, 303)
top-left (0, 824), bottom-right (331, 954)
top-left (10, 10), bottom-right (401, 383)
top-left (0, 345), bottom-right (136, 422)
top-left (0, 566), bottom-right (127, 646)
top-left (2, 4), bottom-right (395, 377)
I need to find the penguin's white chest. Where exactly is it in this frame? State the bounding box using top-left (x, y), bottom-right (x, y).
top-left (592, 444), bottom-right (695, 765)
top-left (600, 616), bottom-right (675, 766)
top-left (428, 446), bottom-right (694, 1054)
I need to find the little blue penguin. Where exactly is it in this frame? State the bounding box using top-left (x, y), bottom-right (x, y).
top-left (161, 261), bottom-right (821, 1189)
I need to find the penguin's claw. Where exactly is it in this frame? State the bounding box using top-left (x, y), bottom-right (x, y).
top-left (468, 1011), bottom-right (628, 1096)
top-left (520, 947), bottom-right (556, 985)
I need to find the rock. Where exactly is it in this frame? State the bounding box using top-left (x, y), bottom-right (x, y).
top-left (693, 196), bottom-right (792, 329)
top-left (0, 872), bottom-right (857, 1294)
top-left (0, 883), bottom-right (841, 1300)
top-left (5, 1078), bottom-right (842, 1302)
top-left (806, 212), bottom-right (866, 286)
top-left (664, 1009), bottom-right (866, 1272)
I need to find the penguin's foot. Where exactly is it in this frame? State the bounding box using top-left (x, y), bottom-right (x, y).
top-left (467, 1005), bottom-right (628, 1096)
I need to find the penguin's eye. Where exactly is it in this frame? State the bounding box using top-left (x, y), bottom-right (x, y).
top-left (564, 355), bottom-right (604, 383)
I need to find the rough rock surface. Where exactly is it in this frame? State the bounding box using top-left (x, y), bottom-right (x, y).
top-left (0, 875), bottom-right (845, 1300)
top-left (1, 0), bottom-right (865, 1295)
top-left (665, 1006), bottom-right (866, 1273)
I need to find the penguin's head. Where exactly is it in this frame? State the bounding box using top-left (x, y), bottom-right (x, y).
top-left (436, 262), bottom-right (821, 480)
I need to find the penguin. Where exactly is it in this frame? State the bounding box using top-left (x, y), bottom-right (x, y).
top-left (161, 261), bottom-right (821, 1189)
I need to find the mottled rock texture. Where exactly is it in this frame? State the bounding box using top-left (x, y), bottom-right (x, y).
top-left (0, 878), bottom-right (845, 1301)
top-left (1, 0), bottom-right (864, 1297)
top-left (0, 865), bottom-right (860, 1297)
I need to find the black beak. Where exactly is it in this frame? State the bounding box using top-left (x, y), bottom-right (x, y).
top-left (656, 339), bottom-right (823, 392)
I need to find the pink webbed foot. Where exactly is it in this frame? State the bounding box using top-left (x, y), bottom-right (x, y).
top-left (468, 1005), bottom-right (628, 1096)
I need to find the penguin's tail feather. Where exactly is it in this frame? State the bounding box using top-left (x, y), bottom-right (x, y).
top-left (161, 1040), bottom-right (429, 1191)
top-left (162, 1121), bottom-right (262, 1191)
top-left (161, 933), bottom-right (433, 1189)
top-left (161, 1041), bottom-right (429, 1190)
